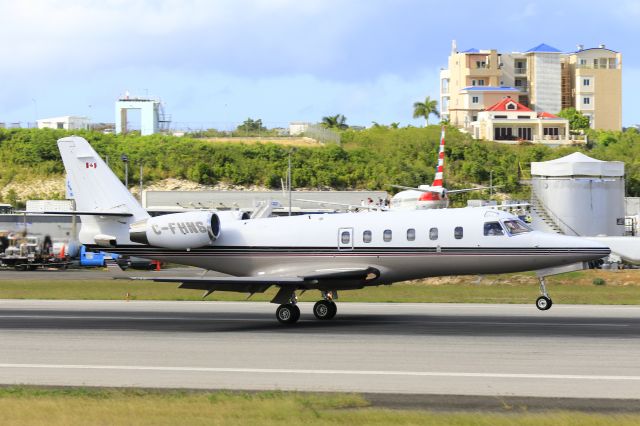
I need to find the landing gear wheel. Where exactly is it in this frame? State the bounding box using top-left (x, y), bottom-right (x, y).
top-left (276, 303), bottom-right (300, 324)
top-left (313, 300), bottom-right (337, 320)
top-left (536, 296), bottom-right (552, 311)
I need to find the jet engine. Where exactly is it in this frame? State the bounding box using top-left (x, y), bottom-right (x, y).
top-left (129, 211), bottom-right (221, 249)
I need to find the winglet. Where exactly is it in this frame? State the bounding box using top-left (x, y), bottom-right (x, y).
top-left (105, 259), bottom-right (130, 279)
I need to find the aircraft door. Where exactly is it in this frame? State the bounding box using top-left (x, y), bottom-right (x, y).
top-left (338, 227), bottom-right (354, 250)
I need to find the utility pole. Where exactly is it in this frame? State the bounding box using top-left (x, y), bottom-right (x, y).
top-left (490, 170), bottom-right (493, 197)
top-left (139, 163), bottom-right (144, 203)
top-left (288, 151), bottom-right (292, 216)
top-left (121, 154), bottom-right (129, 189)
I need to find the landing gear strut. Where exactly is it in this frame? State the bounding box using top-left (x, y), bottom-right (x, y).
top-left (313, 291), bottom-right (338, 320)
top-left (536, 277), bottom-right (553, 311)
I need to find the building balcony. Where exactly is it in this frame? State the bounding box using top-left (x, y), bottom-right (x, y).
top-left (576, 63), bottom-right (619, 70)
top-left (514, 67), bottom-right (527, 74)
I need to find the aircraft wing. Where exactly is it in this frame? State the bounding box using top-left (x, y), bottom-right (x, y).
top-left (445, 185), bottom-right (501, 194)
top-left (109, 262), bottom-right (380, 299)
top-left (390, 184), bottom-right (441, 194)
top-left (294, 199), bottom-right (387, 211)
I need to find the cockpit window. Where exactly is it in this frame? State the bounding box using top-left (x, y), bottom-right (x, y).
top-left (502, 219), bottom-right (531, 235)
top-left (483, 221), bottom-right (504, 236)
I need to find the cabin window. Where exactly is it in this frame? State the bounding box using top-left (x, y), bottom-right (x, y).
top-left (341, 231), bottom-right (351, 244)
top-left (429, 227), bottom-right (438, 240)
top-left (503, 220), bottom-right (531, 235)
top-left (484, 221), bottom-right (504, 236)
top-left (407, 228), bottom-right (416, 241)
top-left (454, 226), bottom-right (464, 239)
top-left (363, 230), bottom-right (372, 243)
top-left (383, 229), bottom-right (392, 242)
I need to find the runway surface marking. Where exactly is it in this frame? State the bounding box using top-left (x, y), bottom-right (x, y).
top-left (0, 315), bottom-right (628, 327)
top-left (2, 363), bottom-right (640, 382)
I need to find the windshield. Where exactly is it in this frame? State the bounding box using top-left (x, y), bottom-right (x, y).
top-left (502, 219), bottom-right (531, 235)
top-left (483, 221), bottom-right (504, 236)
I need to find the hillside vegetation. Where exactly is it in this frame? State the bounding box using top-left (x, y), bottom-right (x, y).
top-left (0, 127), bottom-right (639, 206)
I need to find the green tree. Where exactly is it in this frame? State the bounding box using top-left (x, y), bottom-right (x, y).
top-left (557, 108), bottom-right (590, 131)
top-left (321, 114), bottom-right (348, 130)
top-left (413, 96), bottom-right (440, 126)
top-left (236, 118), bottom-right (267, 134)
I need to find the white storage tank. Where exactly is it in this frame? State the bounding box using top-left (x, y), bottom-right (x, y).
top-left (531, 152), bottom-right (625, 236)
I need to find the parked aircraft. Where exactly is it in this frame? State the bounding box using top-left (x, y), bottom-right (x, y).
top-left (58, 136), bottom-right (610, 324)
top-left (390, 127), bottom-right (497, 210)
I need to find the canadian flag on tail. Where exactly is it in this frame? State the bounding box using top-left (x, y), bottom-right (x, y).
top-left (86, 162), bottom-right (97, 169)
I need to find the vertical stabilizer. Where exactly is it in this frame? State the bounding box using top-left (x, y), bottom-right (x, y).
top-left (431, 126), bottom-right (445, 188)
top-left (58, 136), bottom-right (149, 245)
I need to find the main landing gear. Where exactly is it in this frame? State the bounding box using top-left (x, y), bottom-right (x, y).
top-left (275, 291), bottom-right (338, 324)
top-left (536, 276), bottom-right (553, 311)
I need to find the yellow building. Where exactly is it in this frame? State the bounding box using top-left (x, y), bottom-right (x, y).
top-left (561, 45), bottom-right (622, 130)
top-left (440, 41), bottom-right (622, 131)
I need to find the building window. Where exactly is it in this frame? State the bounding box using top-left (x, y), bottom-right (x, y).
top-left (506, 103), bottom-right (516, 110)
top-left (494, 115), bottom-right (507, 119)
top-left (429, 227), bottom-right (438, 240)
top-left (472, 96), bottom-right (479, 104)
top-left (476, 61), bottom-right (486, 69)
top-left (383, 229), bottom-right (392, 242)
top-left (583, 97), bottom-right (591, 105)
top-left (471, 79), bottom-right (476, 86)
top-left (583, 78), bottom-right (591, 86)
top-left (544, 127), bottom-right (559, 136)
top-left (580, 59), bottom-right (587, 66)
top-left (363, 230), bottom-right (372, 243)
top-left (478, 79), bottom-right (485, 86)
top-left (517, 115), bottom-right (530, 119)
top-left (454, 226), bottom-right (464, 240)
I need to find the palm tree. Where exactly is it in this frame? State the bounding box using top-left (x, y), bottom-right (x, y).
top-left (321, 114), bottom-right (348, 130)
top-left (412, 96), bottom-right (440, 126)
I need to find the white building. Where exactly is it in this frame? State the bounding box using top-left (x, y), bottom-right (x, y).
top-left (289, 122), bottom-right (311, 136)
top-left (470, 97), bottom-right (572, 144)
top-left (37, 116), bottom-right (90, 130)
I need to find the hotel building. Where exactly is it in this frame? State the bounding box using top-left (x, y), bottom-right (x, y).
top-left (440, 41), bottom-right (622, 132)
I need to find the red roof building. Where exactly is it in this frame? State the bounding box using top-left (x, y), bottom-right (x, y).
top-left (470, 97), bottom-right (580, 145)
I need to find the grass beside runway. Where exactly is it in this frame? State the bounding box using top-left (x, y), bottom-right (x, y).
top-left (1, 387), bottom-right (640, 425)
top-left (0, 269), bottom-right (639, 305)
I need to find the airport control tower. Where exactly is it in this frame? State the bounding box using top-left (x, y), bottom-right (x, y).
top-left (115, 93), bottom-right (171, 136)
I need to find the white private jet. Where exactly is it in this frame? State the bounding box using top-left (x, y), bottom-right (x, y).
top-left (58, 136), bottom-right (609, 324)
top-left (391, 127), bottom-right (498, 210)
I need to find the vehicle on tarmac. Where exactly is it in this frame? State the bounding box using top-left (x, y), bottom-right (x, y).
top-left (56, 136), bottom-right (610, 324)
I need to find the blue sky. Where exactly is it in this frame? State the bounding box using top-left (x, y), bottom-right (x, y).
top-left (1, 0), bottom-right (639, 129)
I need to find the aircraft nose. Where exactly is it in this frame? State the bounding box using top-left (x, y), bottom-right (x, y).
top-left (559, 234), bottom-right (611, 262)
top-left (534, 232), bottom-right (611, 262)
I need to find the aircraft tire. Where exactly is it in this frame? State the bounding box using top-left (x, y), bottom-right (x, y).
top-left (536, 296), bottom-right (552, 311)
top-left (276, 303), bottom-right (300, 324)
top-left (313, 300), bottom-right (337, 320)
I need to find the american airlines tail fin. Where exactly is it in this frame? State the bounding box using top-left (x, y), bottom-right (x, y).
top-left (58, 136), bottom-right (149, 245)
top-left (431, 126), bottom-right (445, 188)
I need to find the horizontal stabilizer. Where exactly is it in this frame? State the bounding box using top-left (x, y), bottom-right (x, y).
top-left (20, 210), bottom-right (133, 217)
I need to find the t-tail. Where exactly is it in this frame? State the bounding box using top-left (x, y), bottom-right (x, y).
top-left (431, 126), bottom-right (445, 188)
top-left (58, 136), bottom-right (149, 246)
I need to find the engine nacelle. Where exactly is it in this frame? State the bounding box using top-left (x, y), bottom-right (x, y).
top-left (129, 211), bottom-right (221, 249)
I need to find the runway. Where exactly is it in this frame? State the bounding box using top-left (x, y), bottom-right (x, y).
top-left (1, 300), bottom-right (640, 400)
